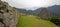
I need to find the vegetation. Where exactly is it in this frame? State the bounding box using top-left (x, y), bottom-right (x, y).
top-left (13, 7), bottom-right (17, 10)
top-left (16, 14), bottom-right (58, 27)
top-left (50, 16), bottom-right (60, 27)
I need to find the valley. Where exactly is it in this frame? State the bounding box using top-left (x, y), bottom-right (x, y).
top-left (16, 14), bottom-right (58, 27)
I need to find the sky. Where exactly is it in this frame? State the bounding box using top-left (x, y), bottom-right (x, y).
top-left (2, 0), bottom-right (60, 10)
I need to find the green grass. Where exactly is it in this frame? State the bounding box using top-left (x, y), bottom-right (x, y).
top-left (16, 15), bottom-right (58, 27)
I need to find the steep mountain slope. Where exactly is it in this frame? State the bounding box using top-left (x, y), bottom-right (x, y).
top-left (33, 8), bottom-right (42, 15)
top-left (34, 5), bottom-right (60, 15)
top-left (47, 5), bottom-right (60, 14)
top-left (17, 5), bottom-right (60, 15)
top-left (17, 9), bottom-right (27, 14)
top-left (17, 9), bottom-right (33, 14)
top-left (26, 10), bottom-right (33, 14)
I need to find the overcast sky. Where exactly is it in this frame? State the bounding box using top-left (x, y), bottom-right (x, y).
top-left (2, 0), bottom-right (60, 10)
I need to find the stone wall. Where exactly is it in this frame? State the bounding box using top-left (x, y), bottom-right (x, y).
top-left (0, 0), bottom-right (19, 27)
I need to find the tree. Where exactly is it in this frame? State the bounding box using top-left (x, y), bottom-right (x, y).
top-left (50, 16), bottom-right (60, 26)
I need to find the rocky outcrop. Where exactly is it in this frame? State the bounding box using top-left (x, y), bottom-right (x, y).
top-left (40, 8), bottom-right (60, 19)
top-left (0, 0), bottom-right (19, 27)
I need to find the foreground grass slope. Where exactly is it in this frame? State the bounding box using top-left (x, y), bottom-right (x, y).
top-left (16, 14), bottom-right (58, 27)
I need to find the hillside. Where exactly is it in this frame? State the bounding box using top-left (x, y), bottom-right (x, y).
top-left (16, 14), bottom-right (58, 27)
top-left (47, 5), bottom-right (60, 14)
top-left (17, 9), bottom-right (33, 15)
top-left (17, 5), bottom-right (60, 16)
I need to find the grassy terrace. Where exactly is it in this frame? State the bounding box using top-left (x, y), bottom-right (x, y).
top-left (16, 14), bottom-right (58, 27)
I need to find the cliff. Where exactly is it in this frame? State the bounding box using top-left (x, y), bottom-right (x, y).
top-left (40, 8), bottom-right (60, 19)
top-left (0, 0), bottom-right (19, 27)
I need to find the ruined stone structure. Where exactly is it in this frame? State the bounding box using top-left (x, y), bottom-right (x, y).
top-left (0, 0), bottom-right (19, 27)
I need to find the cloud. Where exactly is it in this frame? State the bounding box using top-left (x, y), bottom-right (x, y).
top-left (2, 0), bottom-right (60, 10)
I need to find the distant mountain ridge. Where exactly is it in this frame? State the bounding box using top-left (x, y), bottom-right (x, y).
top-left (47, 5), bottom-right (60, 14)
top-left (17, 5), bottom-right (60, 15)
top-left (17, 9), bottom-right (33, 14)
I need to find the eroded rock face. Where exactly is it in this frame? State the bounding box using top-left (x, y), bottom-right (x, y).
top-left (0, 0), bottom-right (19, 27)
